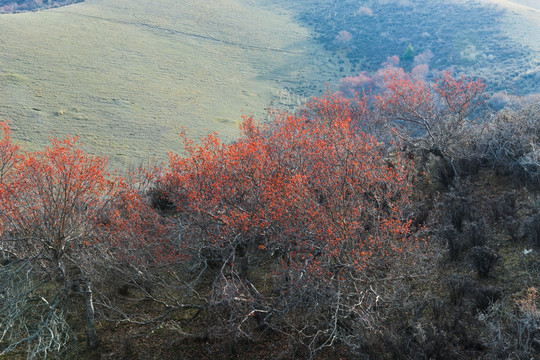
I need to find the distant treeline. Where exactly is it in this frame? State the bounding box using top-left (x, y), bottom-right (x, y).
top-left (0, 0), bottom-right (83, 13)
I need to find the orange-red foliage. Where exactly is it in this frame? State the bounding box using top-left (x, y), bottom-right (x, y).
top-left (105, 167), bottom-right (177, 265)
top-left (376, 70), bottom-right (486, 135)
top-left (0, 133), bottom-right (170, 265)
top-left (0, 136), bottom-right (117, 257)
top-left (166, 94), bottom-right (417, 278)
top-left (371, 70), bottom-right (487, 167)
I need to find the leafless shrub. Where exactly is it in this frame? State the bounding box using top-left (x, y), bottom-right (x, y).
top-left (433, 157), bottom-right (456, 188)
top-left (439, 225), bottom-right (465, 261)
top-left (524, 213), bottom-right (540, 248)
top-left (503, 216), bottom-right (520, 242)
top-left (447, 275), bottom-right (473, 305)
top-left (468, 246), bottom-right (502, 278)
top-left (474, 285), bottom-right (502, 312)
top-left (480, 288), bottom-right (540, 358)
top-left (417, 297), bottom-right (485, 358)
top-left (477, 103), bottom-right (540, 185)
top-left (455, 156), bottom-right (482, 178)
top-left (441, 185), bottom-right (476, 232)
top-left (0, 260), bottom-right (74, 359)
top-left (490, 191), bottom-right (517, 221)
top-left (463, 219), bottom-right (487, 247)
top-left (513, 288), bottom-right (540, 355)
top-left (434, 181), bottom-right (489, 260)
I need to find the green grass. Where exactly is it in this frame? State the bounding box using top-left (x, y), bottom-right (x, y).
top-left (0, 0), bottom-right (340, 168)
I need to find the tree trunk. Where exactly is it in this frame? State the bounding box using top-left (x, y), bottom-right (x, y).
top-left (237, 244), bottom-right (249, 280)
top-left (82, 280), bottom-right (99, 349)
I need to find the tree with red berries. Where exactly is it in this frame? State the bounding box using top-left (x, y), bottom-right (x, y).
top-left (375, 71), bottom-right (486, 176)
top-left (0, 135), bottom-right (120, 354)
top-left (0, 128), bottom-right (205, 358)
top-left (164, 93), bottom-right (423, 356)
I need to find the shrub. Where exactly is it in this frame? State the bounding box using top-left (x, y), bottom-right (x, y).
top-left (481, 288), bottom-right (540, 358)
top-left (476, 103), bottom-right (540, 185)
top-left (0, 136), bottom-right (116, 352)
top-left (164, 94), bottom-right (424, 356)
top-left (335, 30), bottom-right (353, 45)
top-left (0, 122), bottom-right (19, 182)
top-left (468, 246), bottom-right (501, 278)
top-left (402, 43), bottom-right (415, 61)
top-left (447, 274), bottom-right (473, 305)
top-left (441, 185), bottom-right (476, 232)
top-left (0, 133), bottom-right (174, 356)
top-left (474, 285), bottom-right (502, 311)
top-left (490, 191), bottom-right (517, 221)
top-left (503, 216), bottom-right (520, 242)
top-left (433, 157), bottom-right (456, 188)
top-left (463, 219), bottom-right (487, 247)
top-left (375, 71), bottom-right (486, 181)
top-left (439, 225), bottom-right (465, 261)
top-left (514, 287), bottom-right (540, 354)
top-left (524, 213), bottom-right (540, 248)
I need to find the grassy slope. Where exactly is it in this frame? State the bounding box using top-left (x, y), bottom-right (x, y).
top-left (478, 0), bottom-right (540, 67)
top-left (270, 0), bottom-right (539, 97)
top-left (0, 0), bottom-right (339, 168)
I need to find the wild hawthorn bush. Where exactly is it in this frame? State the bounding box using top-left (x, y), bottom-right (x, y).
top-left (0, 134), bottom-right (116, 354)
top-left (374, 71), bottom-right (486, 180)
top-left (0, 130), bottom-right (173, 358)
top-left (164, 94), bottom-right (425, 356)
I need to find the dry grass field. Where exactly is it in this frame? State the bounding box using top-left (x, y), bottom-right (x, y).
top-left (0, 0), bottom-right (340, 168)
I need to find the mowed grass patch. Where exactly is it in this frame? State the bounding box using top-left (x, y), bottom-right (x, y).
top-left (0, 0), bottom-right (340, 168)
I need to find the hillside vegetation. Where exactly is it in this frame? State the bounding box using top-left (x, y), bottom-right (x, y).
top-left (1, 70), bottom-right (539, 359)
top-left (1, 0), bottom-right (540, 359)
top-left (267, 0), bottom-right (540, 96)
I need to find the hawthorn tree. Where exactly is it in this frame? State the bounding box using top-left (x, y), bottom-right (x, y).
top-left (375, 71), bottom-right (486, 177)
top-left (0, 132), bottom-right (179, 358)
top-left (0, 135), bottom-right (119, 356)
top-left (91, 165), bottom-right (210, 330)
top-left (0, 122), bottom-right (19, 250)
top-left (164, 94), bottom-right (424, 356)
top-left (0, 130), bottom-right (200, 358)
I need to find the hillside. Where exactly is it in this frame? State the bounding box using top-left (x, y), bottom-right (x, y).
top-left (1, 0), bottom-right (539, 359)
top-left (266, 0), bottom-right (540, 97)
top-left (1, 0), bottom-right (538, 167)
top-left (1, 71), bottom-right (539, 359)
top-left (0, 0), bottom-right (341, 168)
